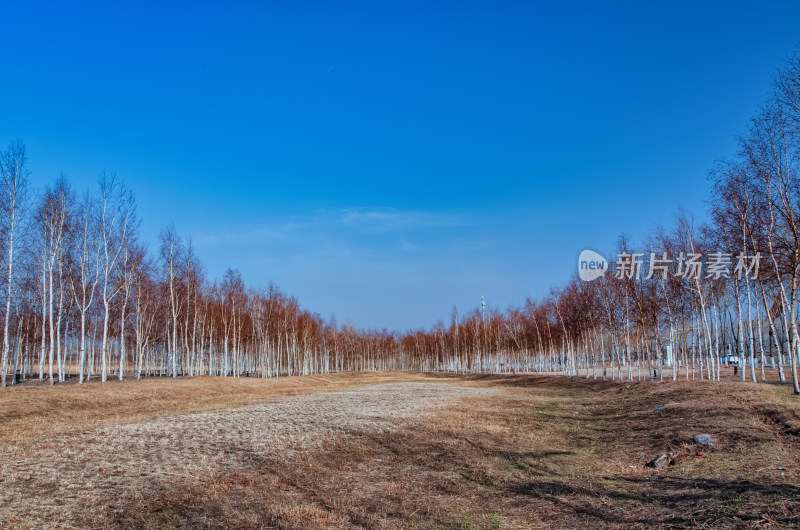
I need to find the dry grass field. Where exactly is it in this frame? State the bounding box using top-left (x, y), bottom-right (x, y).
top-left (1, 371), bottom-right (799, 529)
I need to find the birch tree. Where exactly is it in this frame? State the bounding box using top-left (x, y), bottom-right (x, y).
top-left (70, 192), bottom-right (101, 383)
top-left (98, 173), bottom-right (134, 382)
top-left (159, 225), bottom-right (184, 378)
top-left (0, 141), bottom-right (28, 386)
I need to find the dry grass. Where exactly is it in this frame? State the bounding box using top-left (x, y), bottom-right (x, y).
top-left (0, 375), bottom-right (494, 528)
top-left (118, 375), bottom-right (800, 529)
top-left (0, 371), bottom-right (439, 446)
top-left (1, 372), bottom-right (799, 528)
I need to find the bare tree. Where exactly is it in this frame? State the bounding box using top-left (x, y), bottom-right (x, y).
top-left (160, 225), bottom-right (185, 378)
top-left (70, 192), bottom-right (101, 383)
top-left (98, 173), bottom-right (134, 382)
top-left (0, 141), bottom-right (28, 386)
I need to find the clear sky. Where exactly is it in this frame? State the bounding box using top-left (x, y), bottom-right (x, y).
top-left (1, 1), bottom-right (799, 331)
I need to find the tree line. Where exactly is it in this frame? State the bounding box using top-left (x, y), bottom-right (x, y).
top-left (1, 53), bottom-right (799, 394)
top-left (395, 52), bottom-right (800, 395)
top-left (0, 157), bottom-right (407, 385)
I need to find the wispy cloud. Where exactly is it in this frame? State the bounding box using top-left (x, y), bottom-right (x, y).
top-left (195, 207), bottom-right (475, 247)
top-left (337, 208), bottom-right (468, 231)
top-left (188, 206), bottom-right (527, 330)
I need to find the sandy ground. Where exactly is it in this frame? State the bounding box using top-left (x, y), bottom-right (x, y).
top-left (0, 381), bottom-right (495, 528)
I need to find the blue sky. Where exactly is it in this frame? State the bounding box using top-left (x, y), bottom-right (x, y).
top-left (1, 1), bottom-right (799, 330)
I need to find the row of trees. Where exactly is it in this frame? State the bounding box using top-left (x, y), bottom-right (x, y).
top-left (1, 54), bottom-right (799, 394)
top-left (392, 52), bottom-right (800, 395)
top-left (0, 156), bottom-right (406, 385)
top-left (393, 53), bottom-right (800, 395)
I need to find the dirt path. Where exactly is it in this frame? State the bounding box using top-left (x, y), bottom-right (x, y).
top-left (0, 381), bottom-right (495, 528)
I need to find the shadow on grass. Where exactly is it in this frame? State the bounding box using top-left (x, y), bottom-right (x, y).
top-left (507, 475), bottom-right (800, 526)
